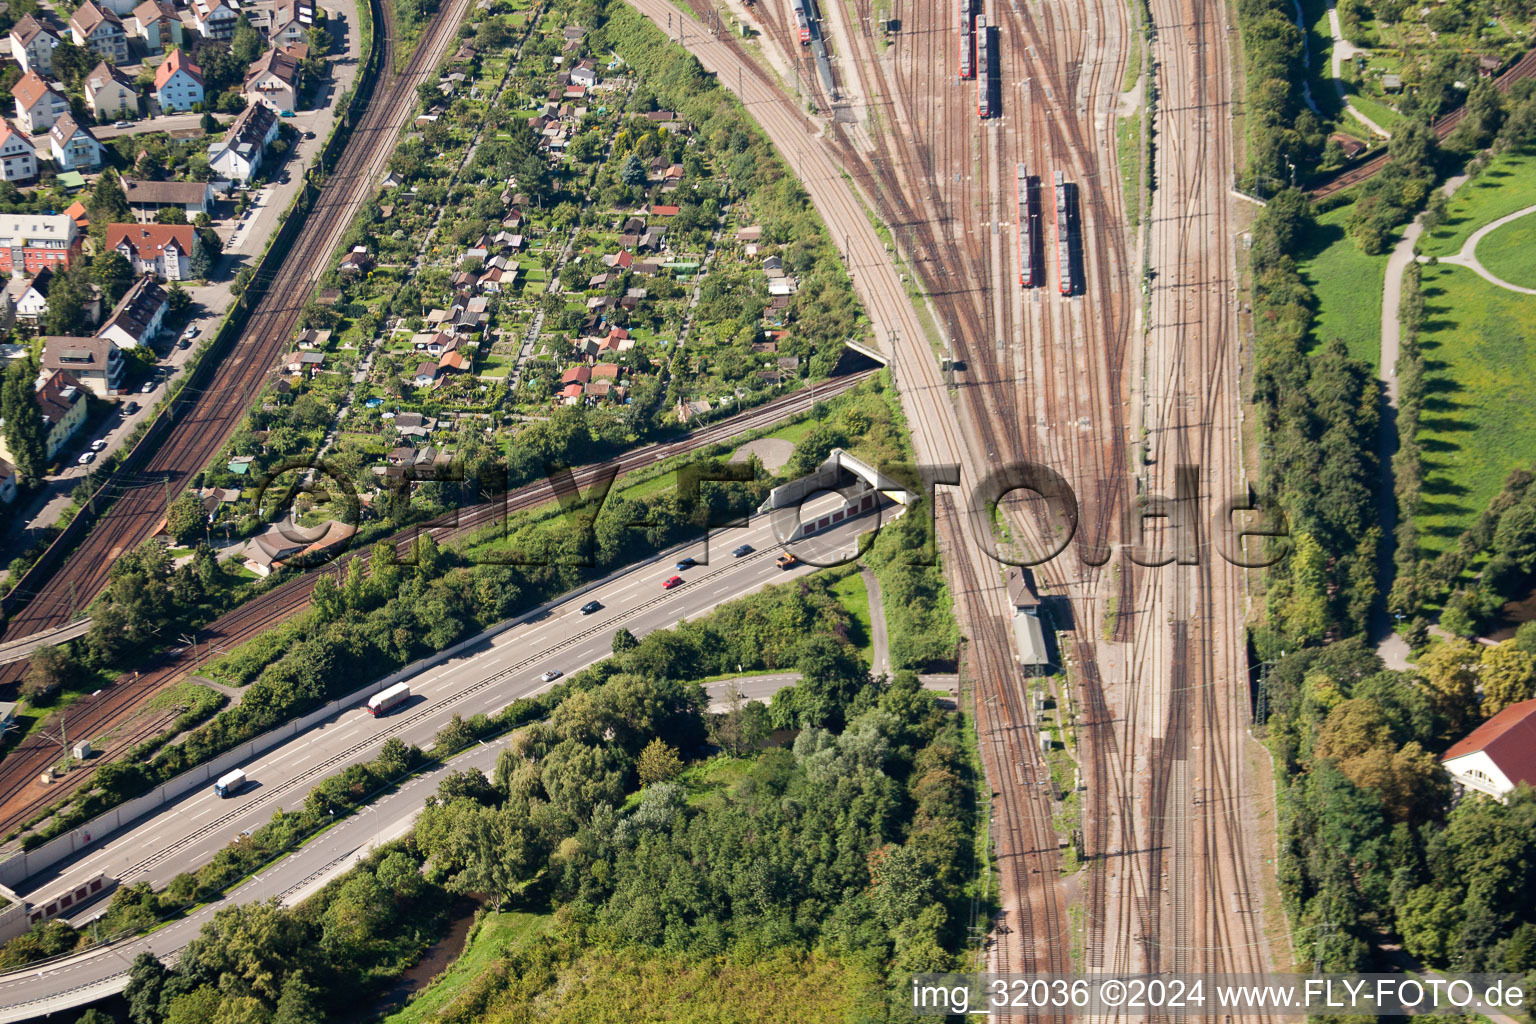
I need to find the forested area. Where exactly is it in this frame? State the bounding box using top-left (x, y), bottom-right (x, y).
top-left (1240, 6), bottom-right (1536, 976)
top-left (93, 569), bottom-right (976, 1022)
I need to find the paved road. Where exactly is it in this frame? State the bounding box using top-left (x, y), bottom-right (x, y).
top-left (1326, 0), bottom-right (1391, 138)
top-left (860, 566), bottom-right (890, 677)
top-left (0, 494), bottom-right (876, 1018)
top-left (19, 493), bottom-right (881, 906)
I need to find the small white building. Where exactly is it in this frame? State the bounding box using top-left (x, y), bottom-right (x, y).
top-left (48, 115), bottom-right (106, 172)
top-left (0, 120), bottom-right (38, 184)
top-left (84, 61), bottom-right (139, 121)
top-left (1441, 697), bottom-right (1536, 803)
top-left (9, 15), bottom-right (60, 76)
top-left (207, 102), bottom-right (278, 182)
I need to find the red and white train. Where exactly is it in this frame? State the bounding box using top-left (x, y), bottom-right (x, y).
top-left (1054, 170), bottom-right (1073, 295)
top-left (1016, 163), bottom-right (1035, 287)
top-left (959, 0), bottom-right (973, 79)
top-left (976, 15), bottom-right (990, 118)
top-left (790, 0), bottom-right (811, 44)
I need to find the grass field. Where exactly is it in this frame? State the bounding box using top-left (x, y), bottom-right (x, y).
top-left (1298, 205), bottom-right (1389, 369)
top-left (1420, 147), bottom-right (1536, 257)
top-left (828, 570), bottom-right (873, 664)
top-left (1413, 263), bottom-right (1536, 552)
top-left (1476, 209), bottom-right (1536, 290)
top-left (383, 911), bottom-right (551, 1024)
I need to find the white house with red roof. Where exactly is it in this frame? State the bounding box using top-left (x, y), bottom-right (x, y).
top-left (0, 121), bottom-right (37, 183)
top-left (153, 49), bottom-right (204, 111)
top-left (1440, 697), bottom-right (1536, 802)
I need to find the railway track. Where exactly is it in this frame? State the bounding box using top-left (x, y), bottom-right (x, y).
top-left (1311, 46), bottom-right (1536, 199)
top-left (0, 0), bottom-right (472, 677)
top-left (0, 373), bottom-right (872, 838)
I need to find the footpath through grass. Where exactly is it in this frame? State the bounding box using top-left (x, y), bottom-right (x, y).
top-left (1476, 210), bottom-right (1536, 289)
top-left (1299, 205), bottom-right (1390, 370)
top-left (1420, 147), bottom-right (1536, 257)
top-left (1413, 263), bottom-right (1536, 552)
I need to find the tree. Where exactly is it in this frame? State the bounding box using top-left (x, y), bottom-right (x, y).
top-left (41, 268), bottom-right (92, 337)
top-left (86, 170), bottom-right (131, 242)
top-left (91, 250), bottom-right (134, 304)
top-left (611, 627), bottom-right (638, 655)
top-left (272, 972), bottom-right (324, 1024)
top-left (619, 152), bottom-right (647, 188)
top-left (165, 492), bottom-right (207, 545)
top-left (1481, 641), bottom-right (1536, 717)
top-left (167, 281), bottom-right (192, 313)
top-left (51, 39), bottom-right (92, 90)
top-left (200, 111), bottom-right (219, 133)
top-left (20, 644), bottom-right (76, 703)
top-left (154, 207), bottom-right (189, 225)
top-left (1417, 637), bottom-right (1480, 735)
top-left (231, 15), bottom-right (263, 63)
top-left (1, 358), bottom-right (46, 479)
top-left (636, 737), bottom-right (682, 785)
top-left (125, 951), bottom-right (169, 1024)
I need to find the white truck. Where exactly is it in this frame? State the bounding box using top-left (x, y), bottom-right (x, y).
top-left (214, 768), bottom-right (247, 798)
top-left (367, 682), bottom-right (411, 717)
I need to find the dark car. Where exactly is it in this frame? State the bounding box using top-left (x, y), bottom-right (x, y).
top-left (580, 600), bottom-right (602, 615)
top-left (732, 544), bottom-right (754, 558)
top-left (123, 401), bottom-right (139, 414)
top-left (662, 575), bottom-right (684, 590)
top-left (675, 556), bottom-right (697, 570)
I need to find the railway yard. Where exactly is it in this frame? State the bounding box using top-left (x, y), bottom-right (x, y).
top-left (21, 0), bottom-right (1523, 1007)
top-left (693, 0), bottom-right (1280, 993)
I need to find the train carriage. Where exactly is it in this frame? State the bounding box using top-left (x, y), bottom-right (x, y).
top-left (976, 15), bottom-right (990, 118)
top-left (1054, 170), bottom-right (1073, 295)
top-left (1016, 163), bottom-right (1034, 287)
top-left (790, 0), bottom-right (811, 44)
top-left (959, 0), bottom-right (973, 79)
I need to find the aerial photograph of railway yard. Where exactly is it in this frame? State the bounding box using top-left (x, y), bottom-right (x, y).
top-left (0, 0), bottom-right (1533, 1017)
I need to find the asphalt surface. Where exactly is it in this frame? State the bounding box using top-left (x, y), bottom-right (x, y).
top-left (19, 491), bottom-right (880, 910)
top-left (0, 493), bottom-right (881, 1017)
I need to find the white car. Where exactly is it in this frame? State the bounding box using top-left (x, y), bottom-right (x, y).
top-left (90, 439), bottom-right (108, 452)
top-left (77, 451), bottom-right (95, 465)
top-left (539, 670), bottom-right (562, 683)
top-left (180, 324), bottom-right (199, 342)
top-left (140, 381), bottom-right (156, 394)
top-left (113, 120), bottom-right (132, 129)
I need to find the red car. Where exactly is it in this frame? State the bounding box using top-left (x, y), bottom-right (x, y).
top-left (662, 575), bottom-right (684, 590)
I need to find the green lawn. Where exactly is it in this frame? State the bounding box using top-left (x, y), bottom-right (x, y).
top-left (829, 571), bottom-right (874, 664)
top-left (1420, 148), bottom-right (1536, 257)
top-left (383, 911), bottom-right (551, 1024)
top-left (1475, 209), bottom-right (1536, 290)
top-left (1342, 91), bottom-right (1403, 134)
top-left (1299, 204), bottom-right (1389, 369)
top-left (1412, 263), bottom-right (1536, 552)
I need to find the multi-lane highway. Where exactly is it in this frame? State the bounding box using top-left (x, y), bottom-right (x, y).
top-left (15, 491), bottom-right (883, 922)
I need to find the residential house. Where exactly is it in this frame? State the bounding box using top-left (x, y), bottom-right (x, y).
top-left (295, 328), bottom-right (331, 349)
top-left (0, 214), bottom-right (82, 276)
top-left (1441, 697), bottom-right (1536, 802)
top-left (266, 0), bottom-right (313, 48)
top-left (0, 121), bottom-right (37, 184)
top-left (570, 60), bottom-right (597, 87)
top-left (121, 178), bottom-right (215, 222)
top-left (69, 2), bottom-right (128, 65)
top-left (411, 361), bottom-right (437, 387)
top-left (84, 62), bottom-right (138, 121)
top-left (0, 369), bottom-right (88, 463)
top-left (207, 102), bottom-right (278, 182)
top-left (9, 15), bottom-right (60, 76)
top-left (96, 275), bottom-right (167, 349)
top-left (64, 201), bottom-right (90, 232)
top-left (241, 519), bottom-right (356, 576)
top-left (339, 246), bottom-right (373, 276)
top-left (193, 0), bottom-right (239, 41)
top-left (393, 412), bottom-right (435, 438)
top-left (13, 268), bottom-right (101, 324)
top-left (152, 49), bottom-right (204, 112)
top-left (48, 115), bottom-right (106, 172)
top-left (244, 47), bottom-right (301, 111)
top-left (106, 222), bottom-right (195, 280)
top-left (283, 350), bottom-right (324, 376)
top-left (41, 336), bottom-right (123, 396)
top-left (12, 71), bottom-right (69, 134)
top-left (129, 0), bottom-right (182, 53)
